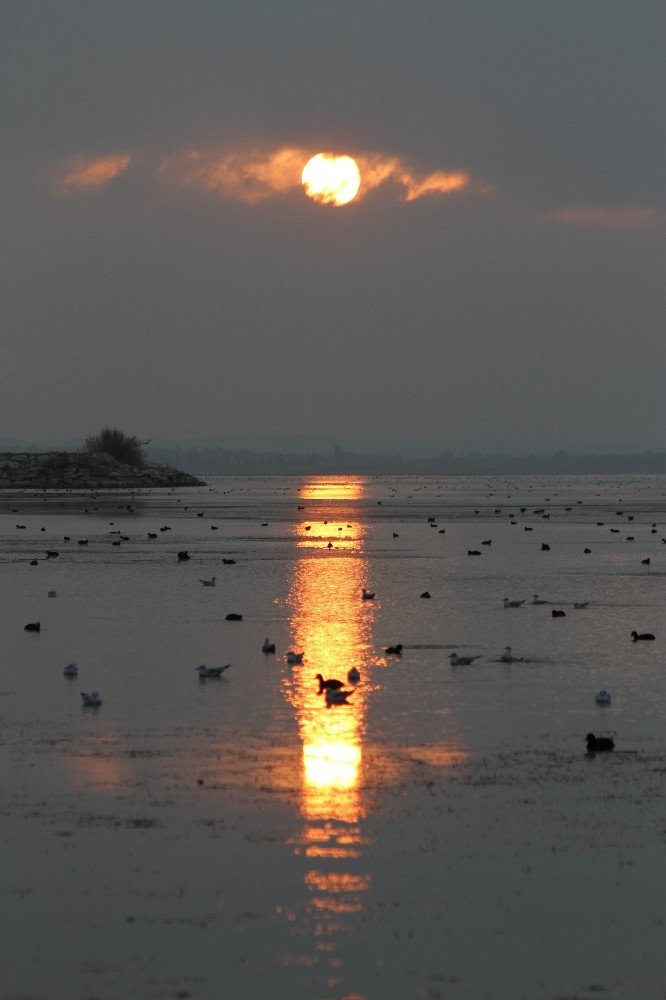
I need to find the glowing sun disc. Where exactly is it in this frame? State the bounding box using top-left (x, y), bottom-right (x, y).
top-left (302, 153), bottom-right (361, 206)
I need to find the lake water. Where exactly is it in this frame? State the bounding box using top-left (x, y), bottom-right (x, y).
top-left (1, 474), bottom-right (664, 999)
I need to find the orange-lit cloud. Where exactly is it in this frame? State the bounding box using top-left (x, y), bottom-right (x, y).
top-left (541, 206), bottom-right (656, 229)
top-left (56, 153), bottom-right (131, 194)
top-left (157, 145), bottom-right (474, 203)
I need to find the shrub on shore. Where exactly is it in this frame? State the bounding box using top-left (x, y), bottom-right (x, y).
top-left (84, 427), bottom-right (147, 468)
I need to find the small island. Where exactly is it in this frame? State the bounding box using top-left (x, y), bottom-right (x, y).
top-left (0, 429), bottom-right (204, 489)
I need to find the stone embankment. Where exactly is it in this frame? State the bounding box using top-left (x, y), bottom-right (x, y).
top-left (0, 452), bottom-right (205, 489)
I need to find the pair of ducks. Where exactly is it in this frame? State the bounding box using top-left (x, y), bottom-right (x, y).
top-left (262, 641), bottom-right (305, 664)
top-left (316, 669), bottom-right (361, 705)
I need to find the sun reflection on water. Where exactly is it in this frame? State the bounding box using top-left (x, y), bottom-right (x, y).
top-left (284, 476), bottom-right (374, 981)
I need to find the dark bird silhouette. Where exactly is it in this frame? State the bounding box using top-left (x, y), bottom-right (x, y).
top-left (631, 631), bottom-right (655, 641)
top-left (316, 673), bottom-right (345, 694)
top-left (225, 613), bottom-right (243, 621)
top-left (586, 733), bottom-right (614, 752)
top-left (45, 550), bottom-right (59, 558)
top-left (541, 543), bottom-right (550, 551)
top-left (385, 644), bottom-right (403, 655)
top-left (177, 551), bottom-right (190, 561)
top-left (24, 622), bottom-right (41, 631)
top-left (552, 609), bottom-right (566, 618)
top-left (420, 591), bottom-right (431, 599)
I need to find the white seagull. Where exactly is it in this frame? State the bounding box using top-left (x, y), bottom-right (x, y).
top-left (500, 646), bottom-right (522, 662)
top-left (450, 653), bottom-right (482, 666)
top-left (196, 664), bottom-right (230, 678)
top-left (199, 576), bottom-right (217, 587)
top-left (503, 597), bottom-right (525, 608)
top-left (81, 691), bottom-right (102, 706)
top-left (531, 594), bottom-right (547, 605)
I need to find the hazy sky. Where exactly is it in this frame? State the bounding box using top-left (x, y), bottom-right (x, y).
top-left (2, 1), bottom-right (664, 454)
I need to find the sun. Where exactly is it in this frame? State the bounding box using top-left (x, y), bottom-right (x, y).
top-left (301, 153), bottom-right (361, 206)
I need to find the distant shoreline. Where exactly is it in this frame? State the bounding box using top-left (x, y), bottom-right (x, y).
top-left (146, 445), bottom-right (666, 477)
top-left (0, 452), bottom-right (205, 489)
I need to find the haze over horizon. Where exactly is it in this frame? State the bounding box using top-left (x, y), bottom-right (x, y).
top-left (3, 2), bottom-right (664, 455)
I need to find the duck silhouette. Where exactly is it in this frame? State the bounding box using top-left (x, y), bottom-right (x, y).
top-left (585, 732), bottom-right (614, 752)
top-left (384, 644), bottom-right (403, 655)
top-left (325, 688), bottom-right (354, 706)
top-left (631, 630), bottom-right (655, 641)
top-left (262, 638), bottom-right (276, 654)
top-left (316, 673), bottom-right (345, 694)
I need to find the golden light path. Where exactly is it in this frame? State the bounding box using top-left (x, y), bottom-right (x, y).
top-left (301, 153), bottom-right (361, 206)
top-left (282, 476), bottom-right (376, 962)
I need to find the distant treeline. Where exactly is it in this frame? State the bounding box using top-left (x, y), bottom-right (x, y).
top-left (147, 445), bottom-right (666, 476)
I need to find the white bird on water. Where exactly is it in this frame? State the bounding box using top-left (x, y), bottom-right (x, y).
top-left (199, 576), bottom-right (217, 587)
top-left (81, 691), bottom-right (102, 706)
top-left (504, 597), bottom-right (524, 608)
top-left (500, 646), bottom-right (522, 662)
top-left (196, 664), bottom-right (231, 678)
top-left (450, 653), bottom-right (482, 666)
top-left (531, 594), bottom-right (547, 605)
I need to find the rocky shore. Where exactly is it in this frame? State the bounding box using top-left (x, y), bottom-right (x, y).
top-left (0, 452), bottom-right (205, 489)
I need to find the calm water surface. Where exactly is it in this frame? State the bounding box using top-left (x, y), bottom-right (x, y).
top-left (1, 475), bottom-right (664, 999)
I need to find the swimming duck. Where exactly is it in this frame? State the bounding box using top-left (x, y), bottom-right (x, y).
top-left (531, 594), bottom-right (547, 605)
top-left (347, 667), bottom-right (361, 684)
top-left (225, 613), bottom-right (242, 621)
top-left (384, 644), bottom-right (403, 655)
top-left (177, 551), bottom-right (190, 561)
top-left (552, 609), bottom-right (566, 618)
top-left (24, 622), bottom-right (41, 632)
top-left (199, 576), bottom-right (216, 587)
top-left (287, 651), bottom-right (304, 664)
top-left (63, 663), bottom-right (78, 677)
top-left (362, 588), bottom-right (376, 600)
top-left (503, 598), bottom-right (524, 608)
top-left (325, 688), bottom-right (354, 706)
top-left (196, 664), bottom-right (231, 678)
top-left (450, 653), bottom-right (482, 666)
top-left (48, 590), bottom-right (57, 598)
top-left (420, 591), bottom-right (431, 599)
top-left (631, 631), bottom-right (655, 641)
top-left (595, 690), bottom-right (611, 706)
top-left (81, 691), bottom-right (102, 706)
top-left (262, 638), bottom-right (276, 654)
top-left (585, 732), bottom-right (614, 752)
